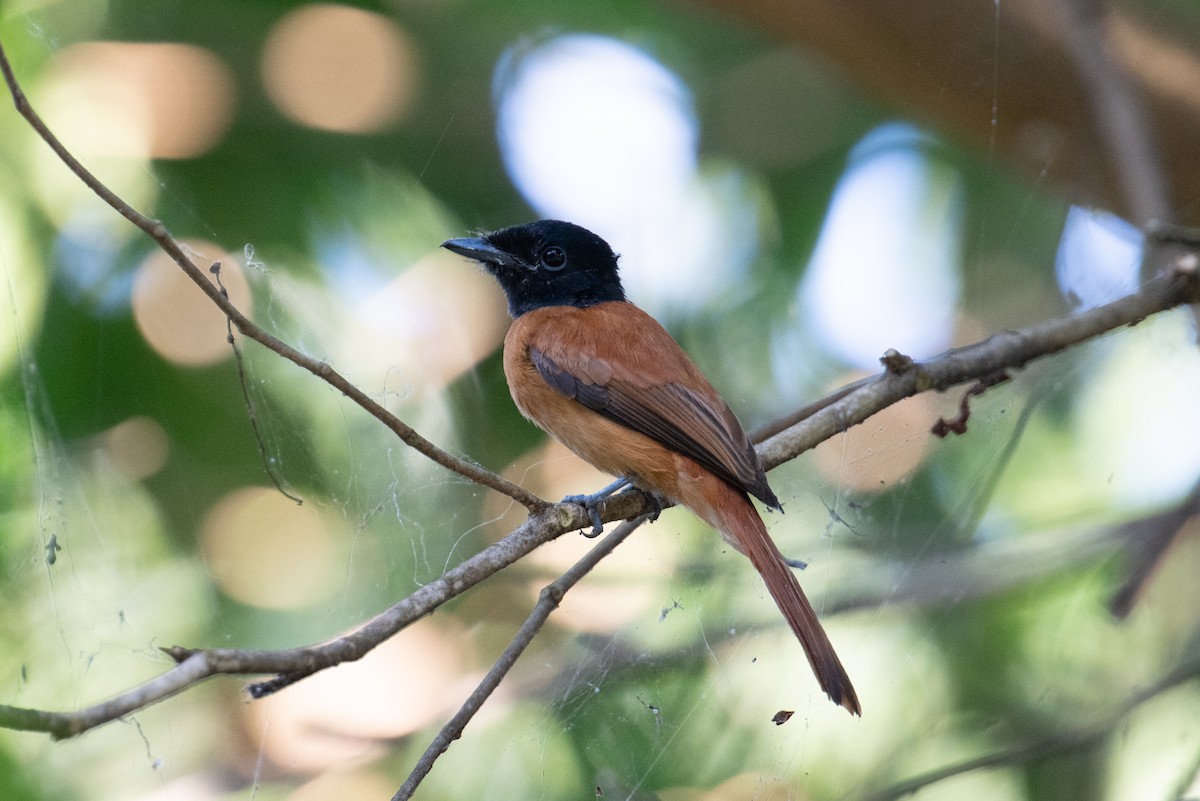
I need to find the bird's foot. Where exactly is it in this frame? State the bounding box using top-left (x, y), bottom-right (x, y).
top-left (635, 491), bottom-right (665, 523)
top-left (563, 478), bottom-right (630, 537)
top-left (783, 555), bottom-right (809, 570)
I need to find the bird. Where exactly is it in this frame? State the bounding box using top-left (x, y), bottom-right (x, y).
top-left (443, 220), bottom-right (860, 715)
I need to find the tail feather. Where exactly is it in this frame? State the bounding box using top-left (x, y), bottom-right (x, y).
top-left (713, 488), bottom-right (861, 715)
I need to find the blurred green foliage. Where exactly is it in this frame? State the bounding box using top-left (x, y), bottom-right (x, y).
top-left (2, 2), bottom-right (1199, 801)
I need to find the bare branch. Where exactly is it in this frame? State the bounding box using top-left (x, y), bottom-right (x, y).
top-left (0, 496), bottom-right (621, 739)
top-left (0, 37), bottom-right (546, 513)
top-left (749, 373), bottom-right (874, 443)
top-left (0, 653), bottom-right (214, 739)
top-left (211, 262), bottom-right (303, 505)
top-left (757, 257), bottom-right (1200, 472)
top-left (5, 27), bottom-right (1200, 801)
top-left (392, 516), bottom-right (647, 801)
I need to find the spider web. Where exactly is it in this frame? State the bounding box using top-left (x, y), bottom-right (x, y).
top-left (3, 5), bottom-right (1200, 801)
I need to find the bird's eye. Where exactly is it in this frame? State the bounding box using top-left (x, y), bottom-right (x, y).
top-left (540, 246), bottom-right (567, 271)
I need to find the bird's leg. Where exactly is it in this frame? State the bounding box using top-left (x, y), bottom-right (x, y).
top-left (564, 478), bottom-right (630, 537)
top-left (782, 555), bottom-right (809, 570)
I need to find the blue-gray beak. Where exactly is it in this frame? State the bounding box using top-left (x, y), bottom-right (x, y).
top-left (441, 237), bottom-right (531, 270)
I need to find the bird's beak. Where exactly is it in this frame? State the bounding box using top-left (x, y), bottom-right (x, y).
top-left (441, 237), bottom-right (531, 270)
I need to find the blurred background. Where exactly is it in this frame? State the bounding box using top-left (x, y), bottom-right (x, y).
top-left (2, 1), bottom-right (1200, 799)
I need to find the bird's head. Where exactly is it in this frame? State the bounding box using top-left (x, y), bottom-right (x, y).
top-left (442, 220), bottom-right (625, 317)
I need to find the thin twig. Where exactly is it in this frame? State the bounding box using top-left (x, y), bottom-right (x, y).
top-left (0, 653), bottom-right (215, 738)
top-left (211, 262), bottom-right (303, 505)
top-left (0, 495), bottom-right (625, 739)
top-left (749, 374), bottom-right (874, 443)
top-left (0, 38), bottom-right (545, 512)
top-left (930, 370), bottom-right (1010, 438)
top-left (392, 516), bottom-right (646, 801)
top-left (2, 251), bottom-right (1197, 739)
top-left (4, 30), bottom-right (1200, 795)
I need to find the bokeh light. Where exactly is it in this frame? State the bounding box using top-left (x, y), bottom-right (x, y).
top-left (242, 617), bottom-right (473, 770)
top-left (495, 34), bottom-right (696, 222)
top-left (1055, 205), bottom-right (1141, 310)
top-left (1076, 311), bottom-right (1200, 508)
top-left (338, 248), bottom-right (509, 393)
top-left (200, 486), bottom-right (341, 609)
top-left (101, 416), bottom-right (169, 481)
top-left (800, 123), bottom-right (963, 370)
top-left (53, 224), bottom-right (136, 315)
top-left (261, 4), bottom-right (418, 133)
top-left (494, 33), bottom-right (760, 312)
top-left (39, 41), bottom-right (236, 159)
top-left (488, 439), bottom-right (674, 634)
top-left (31, 41), bottom-right (235, 227)
top-left (195, 484), bottom-right (338, 609)
top-left (131, 240), bottom-right (251, 366)
top-left (812, 377), bottom-right (937, 492)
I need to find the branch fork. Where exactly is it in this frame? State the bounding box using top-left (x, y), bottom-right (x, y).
top-left (3, 30), bottom-right (1200, 801)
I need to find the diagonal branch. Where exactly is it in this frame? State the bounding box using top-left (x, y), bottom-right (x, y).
top-left (4, 29), bottom-right (1200, 801)
top-left (10, 241), bottom-right (1196, 738)
top-left (391, 516), bottom-right (647, 801)
top-left (756, 244), bottom-right (1200, 471)
top-left (0, 497), bottom-right (610, 739)
top-left (0, 37), bottom-right (546, 513)
top-left (1, 221), bottom-right (1197, 741)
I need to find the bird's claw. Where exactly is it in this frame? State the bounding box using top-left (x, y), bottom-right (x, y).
top-left (563, 479), bottom-right (664, 536)
top-left (642, 492), bottom-right (664, 523)
top-left (563, 493), bottom-right (606, 537)
top-left (563, 477), bottom-right (632, 537)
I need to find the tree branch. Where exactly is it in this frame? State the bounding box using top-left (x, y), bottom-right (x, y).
top-left (757, 243), bottom-right (1200, 471)
top-left (0, 37), bottom-right (546, 513)
top-left (1, 30), bottom-right (1198, 744)
top-left (693, 0), bottom-right (1200, 227)
top-left (0, 497), bottom-right (613, 739)
top-left (5, 25), bottom-right (1200, 801)
top-left (392, 516), bottom-right (647, 801)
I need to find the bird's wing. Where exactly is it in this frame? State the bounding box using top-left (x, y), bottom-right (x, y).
top-left (528, 304), bottom-right (778, 509)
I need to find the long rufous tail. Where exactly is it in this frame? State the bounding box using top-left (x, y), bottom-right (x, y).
top-left (697, 480), bottom-right (861, 715)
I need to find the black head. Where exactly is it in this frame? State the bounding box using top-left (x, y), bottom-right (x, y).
top-left (442, 220), bottom-right (625, 317)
